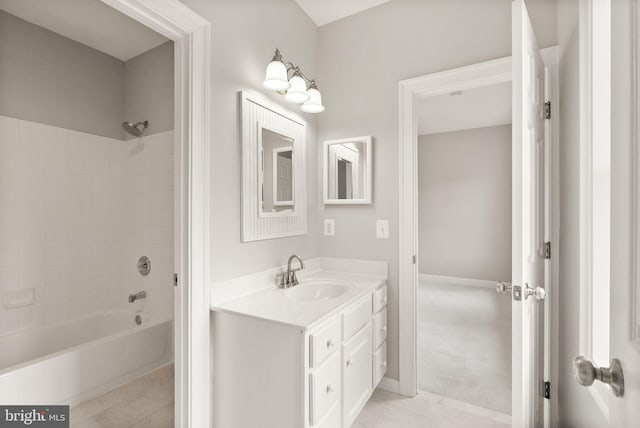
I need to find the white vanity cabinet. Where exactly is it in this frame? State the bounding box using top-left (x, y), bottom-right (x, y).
top-left (212, 283), bottom-right (388, 428)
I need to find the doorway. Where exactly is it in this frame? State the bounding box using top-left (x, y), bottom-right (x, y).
top-left (398, 39), bottom-right (559, 426)
top-left (416, 82), bottom-right (513, 416)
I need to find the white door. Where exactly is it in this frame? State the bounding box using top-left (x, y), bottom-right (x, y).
top-left (609, 0), bottom-right (639, 424)
top-left (512, 1), bottom-right (547, 426)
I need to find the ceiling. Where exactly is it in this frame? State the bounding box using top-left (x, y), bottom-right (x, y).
top-left (295, 0), bottom-right (392, 26)
top-left (0, 0), bottom-right (168, 61)
top-left (417, 82), bottom-right (512, 136)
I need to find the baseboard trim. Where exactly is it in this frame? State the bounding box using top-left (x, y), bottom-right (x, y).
top-left (377, 376), bottom-right (400, 394)
top-left (418, 274), bottom-right (497, 289)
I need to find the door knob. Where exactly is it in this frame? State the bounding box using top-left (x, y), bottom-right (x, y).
top-left (497, 282), bottom-right (546, 301)
top-left (573, 356), bottom-right (624, 397)
top-left (496, 282), bottom-right (512, 295)
top-left (524, 284), bottom-right (547, 301)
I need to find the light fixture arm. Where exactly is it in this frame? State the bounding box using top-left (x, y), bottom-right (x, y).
top-left (264, 48), bottom-right (324, 112)
top-left (282, 62), bottom-right (318, 89)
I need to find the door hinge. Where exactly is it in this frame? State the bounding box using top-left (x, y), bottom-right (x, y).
top-left (544, 381), bottom-right (551, 399)
top-left (544, 101), bottom-right (551, 119)
top-left (173, 273), bottom-right (178, 287)
top-left (412, 255), bottom-right (417, 265)
top-left (544, 241), bottom-right (551, 259)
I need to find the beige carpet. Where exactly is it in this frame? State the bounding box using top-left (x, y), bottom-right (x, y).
top-left (418, 279), bottom-right (512, 414)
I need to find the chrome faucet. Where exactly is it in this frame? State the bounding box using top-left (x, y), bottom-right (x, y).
top-left (281, 255), bottom-right (304, 289)
top-left (128, 291), bottom-right (147, 303)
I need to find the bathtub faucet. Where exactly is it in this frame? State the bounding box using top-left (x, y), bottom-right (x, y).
top-left (128, 291), bottom-right (147, 303)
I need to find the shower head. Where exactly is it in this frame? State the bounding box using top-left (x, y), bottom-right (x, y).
top-left (122, 120), bottom-right (149, 138)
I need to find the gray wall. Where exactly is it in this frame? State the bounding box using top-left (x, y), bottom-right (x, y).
top-left (0, 11), bottom-right (173, 140)
top-left (0, 10), bottom-right (124, 139)
top-left (557, 0), bottom-right (607, 426)
top-left (123, 41), bottom-right (174, 140)
top-left (180, 0), bottom-right (321, 282)
top-left (317, 0), bottom-right (558, 381)
top-left (418, 126), bottom-right (512, 281)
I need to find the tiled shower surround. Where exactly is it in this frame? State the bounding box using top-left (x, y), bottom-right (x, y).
top-left (0, 115), bottom-right (174, 335)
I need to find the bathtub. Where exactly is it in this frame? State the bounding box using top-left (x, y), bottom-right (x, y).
top-left (0, 310), bottom-right (172, 406)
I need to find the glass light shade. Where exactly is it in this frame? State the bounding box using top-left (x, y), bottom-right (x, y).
top-left (263, 60), bottom-right (290, 91)
top-left (301, 87), bottom-right (325, 113)
top-left (284, 75), bottom-right (310, 103)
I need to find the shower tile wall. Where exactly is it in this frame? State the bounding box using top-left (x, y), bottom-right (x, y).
top-left (0, 115), bottom-right (174, 336)
top-left (121, 130), bottom-right (174, 320)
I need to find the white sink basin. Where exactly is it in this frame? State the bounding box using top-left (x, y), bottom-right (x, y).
top-left (286, 280), bottom-right (354, 301)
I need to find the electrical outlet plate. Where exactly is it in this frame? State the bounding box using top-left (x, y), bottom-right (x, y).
top-left (376, 220), bottom-right (389, 239)
top-left (324, 219), bottom-right (335, 236)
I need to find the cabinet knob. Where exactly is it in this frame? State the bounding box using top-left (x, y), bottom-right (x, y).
top-left (381, 361), bottom-right (387, 368)
top-left (326, 384), bottom-right (334, 394)
top-left (326, 339), bottom-right (334, 349)
top-left (382, 326), bottom-right (387, 332)
top-left (346, 357), bottom-right (354, 367)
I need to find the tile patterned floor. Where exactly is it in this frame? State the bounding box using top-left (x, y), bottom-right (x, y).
top-left (353, 389), bottom-right (511, 428)
top-left (70, 366), bottom-right (510, 428)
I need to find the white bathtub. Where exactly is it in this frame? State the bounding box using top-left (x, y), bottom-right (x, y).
top-left (0, 310), bottom-right (172, 406)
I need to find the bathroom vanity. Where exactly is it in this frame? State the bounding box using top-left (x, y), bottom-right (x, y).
top-left (211, 259), bottom-right (387, 428)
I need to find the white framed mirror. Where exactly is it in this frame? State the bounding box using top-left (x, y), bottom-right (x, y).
top-left (323, 136), bottom-right (372, 204)
top-left (240, 91), bottom-right (306, 241)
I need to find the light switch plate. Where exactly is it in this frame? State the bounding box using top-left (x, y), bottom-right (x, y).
top-left (324, 219), bottom-right (335, 236)
top-left (376, 220), bottom-right (389, 239)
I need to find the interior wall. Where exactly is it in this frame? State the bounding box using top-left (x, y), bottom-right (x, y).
top-left (557, 0), bottom-right (607, 426)
top-left (317, 0), bottom-right (558, 382)
top-left (0, 11), bottom-right (124, 139)
top-left (180, 0), bottom-right (321, 283)
top-left (418, 125), bottom-right (512, 281)
top-left (123, 41), bottom-right (175, 140)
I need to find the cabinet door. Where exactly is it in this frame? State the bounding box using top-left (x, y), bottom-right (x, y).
top-left (342, 323), bottom-right (372, 427)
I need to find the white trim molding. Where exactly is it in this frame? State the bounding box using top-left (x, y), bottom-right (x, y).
top-left (99, 1), bottom-right (211, 426)
top-left (417, 274), bottom-right (498, 289)
top-left (578, 0), bottom-right (612, 419)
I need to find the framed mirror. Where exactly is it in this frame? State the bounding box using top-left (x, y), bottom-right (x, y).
top-left (323, 136), bottom-right (372, 204)
top-left (240, 91), bottom-right (306, 241)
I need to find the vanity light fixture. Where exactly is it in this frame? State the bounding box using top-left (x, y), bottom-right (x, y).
top-left (263, 48), bottom-right (325, 113)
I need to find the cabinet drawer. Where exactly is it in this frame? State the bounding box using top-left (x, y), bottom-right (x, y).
top-left (309, 317), bottom-right (341, 368)
top-left (314, 401), bottom-right (340, 428)
top-left (343, 322), bottom-right (372, 428)
top-left (372, 285), bottom-right (387, 314)
top-left (310, 351), bottom-right (341, 426)
top-left (342, 295), bottom-right (372, 340)
top-left (372, 308), bottom-right (387, 350)
top-left (373, 341), bottom-right (387, 388)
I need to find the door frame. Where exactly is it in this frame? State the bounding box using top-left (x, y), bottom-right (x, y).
top-left (99, 1), bottom-right (211, 427)
top-left (397, 49), bottom-right (559, 424)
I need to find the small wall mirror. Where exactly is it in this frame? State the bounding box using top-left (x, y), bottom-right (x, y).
top-left (240, 91), bottom-right (306, 241)
top-left (323, 136), bottom-right (372, 204)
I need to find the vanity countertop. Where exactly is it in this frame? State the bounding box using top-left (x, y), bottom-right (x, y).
top-left (211, 268), bottom-right (386, 331)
